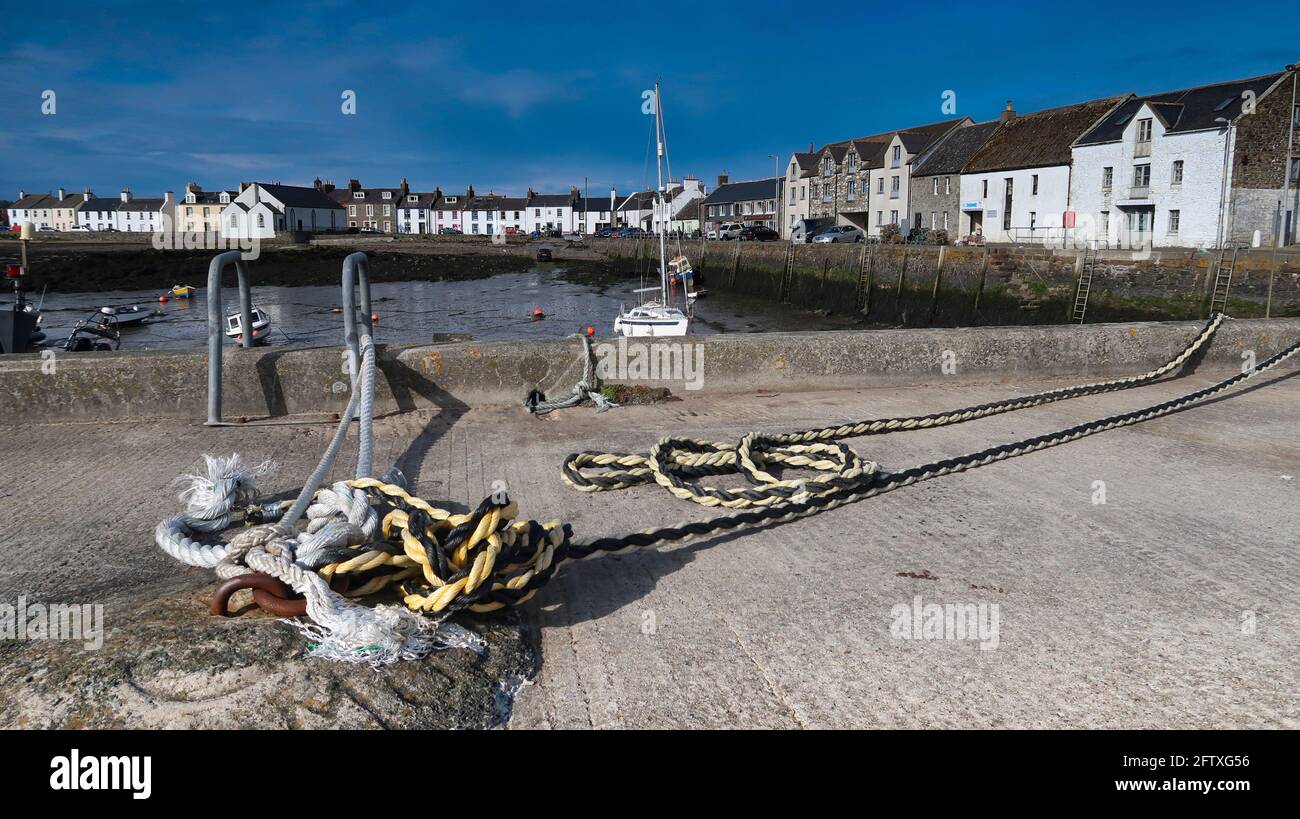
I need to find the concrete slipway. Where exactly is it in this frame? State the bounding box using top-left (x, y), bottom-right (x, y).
top-left (0, 319), bottom-right (1296, 729)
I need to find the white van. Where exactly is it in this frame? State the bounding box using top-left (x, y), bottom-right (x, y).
top-left (790, 218), bottom-right (833, 243)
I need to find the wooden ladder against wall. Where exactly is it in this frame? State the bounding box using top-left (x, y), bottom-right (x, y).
top-left (854, 244), bottom-right (871, 312)
top-left (778, 244), bottom-right (794, 303)
top-left (1209, 245), bottom-right (1241, 315)
top-left (1071, 245), bottom-right (1098, 323)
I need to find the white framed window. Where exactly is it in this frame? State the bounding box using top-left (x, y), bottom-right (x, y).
top-left (932, 178), bottom-right (939, 195)
top-left (256, 213), bottom-right (265, 228)
top-left (1168, 210), bottom-right (1180, 234)
top-left (1136, 118), bottom-right (1152, 142)
top-left (1172, 160), bottom-right (1184, 185)
top-left (353, 191), bottom-right (364, 199)
top-left (1133, 164), bottom-right (1151, 187)
top-left (889, 210), bottom-right (898, 224)
top-left (944, 177), bottom-right (951, 195)
top-left (1103, 167), bottom-right (1113, 189)
top-left (1031, 174), bottom-right (1039, 195)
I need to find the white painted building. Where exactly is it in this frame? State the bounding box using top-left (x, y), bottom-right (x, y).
top-left (396, 191), bottom-right (436, 234)
top-left (115, 189), bottom-right (173, 233)
top-left (1071, 73), bottom-right (1290, 249)
top-left (959, 97), bottom-right (1128, 244)
top-left (782, 151), bottom-right (818, 237)
top-left (222, 183), bottom-right (344, 239)
top-left (78, 196), bottom-right (124, 231)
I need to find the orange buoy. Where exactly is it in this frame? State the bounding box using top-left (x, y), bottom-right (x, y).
top-left (370, 313), bottom-right (379, 323)
top-left (532, 308), bottom-right (545, 318)
top-left (159, 295), bottom-right (169, 303)
top-left (585, 326), bottom-right (595, 337)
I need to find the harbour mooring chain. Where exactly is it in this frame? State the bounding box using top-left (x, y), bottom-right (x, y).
top-left (156, 314), bottom-right (1299, 663)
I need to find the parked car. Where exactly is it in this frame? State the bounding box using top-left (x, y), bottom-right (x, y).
top-left (811, 225), bottom-right (863, 243)
top-left (739, 225), bottom-right (779, 241)
top-left (708, 222), bottom-right (743, 240)
top-left (69, 224), bottom-right (91, 231)
top-left (595, 227), bottom-right (615, 238)
top-left (790, 218), bottom-right (833, 243)
top-left (438, 227), bottom-right (462, 235)
top-left (504, 226), bottom-right (520, 236)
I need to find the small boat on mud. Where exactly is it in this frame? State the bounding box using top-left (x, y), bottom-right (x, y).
top-left (102, 304), bottom-right (151, 327)
top-left (225, 307), bottom-right (273, 345)
top-left (171, 284), bottom-right (198, 299)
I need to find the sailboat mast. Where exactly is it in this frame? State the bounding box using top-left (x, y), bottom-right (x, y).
top-left (655, 81), bottom-right (669, 304)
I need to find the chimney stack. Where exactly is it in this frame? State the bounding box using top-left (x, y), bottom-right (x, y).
top-left (17, 190), bottom-right (25, 200)
top-left (400, 177), bottom-right (409, 197)
top-left (809, 142), bottom-right (814, 152)
top-left (466, 184), bottom-right (474, 198)
top-left (57, 187), bottom-right (66, 201)
top-left (120, 187), bottom-right (132, 203)
top-left (348, 179), bottom-right (361, 192)
top-left (186, 181), bottom-right (200, 194)
top-left (84, 187), bottom-right (92, 199)
top-left (717, 173), bottom-right (729, 187)
top-left (313, 177), bottom-right (322, 191)
top-left (322, 179), bottom-right (335, 193)
top-left (1000, 100), bottom-right (1017, 123)
top-left (433, 186), bottom-right (442, 200)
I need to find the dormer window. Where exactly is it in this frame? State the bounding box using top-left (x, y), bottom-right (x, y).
top-left (891, 145), bottom-right (901, 168)
top-left (446, 196), bottom-right (458, 203)
top-left (353, 192), bottom-right (364, 199)
top-left (822, 157), bottom-right (832, 176)
top-left (381, 191), bottom-right (392, 199)
top-left (408, 195), bottom-right (418, 202)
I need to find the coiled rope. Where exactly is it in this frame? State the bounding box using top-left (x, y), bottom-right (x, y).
top-left (156, 314), bottom-right (1298, 662)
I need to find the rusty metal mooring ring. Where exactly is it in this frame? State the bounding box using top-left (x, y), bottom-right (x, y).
top-left (210, 572), bottom-right (351, 617)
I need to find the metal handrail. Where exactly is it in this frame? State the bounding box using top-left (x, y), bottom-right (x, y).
top-left (342, 252), bottom-right (373, 380)
top-left (206, 250), bottom-right (253, 426)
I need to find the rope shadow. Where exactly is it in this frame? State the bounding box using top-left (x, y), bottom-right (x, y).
top-left (380, 350), bottom-right (471, 504)
top-left (521, 362), bottom-right (1300, 630)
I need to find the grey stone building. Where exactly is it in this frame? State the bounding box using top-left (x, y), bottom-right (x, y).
top-left (1227, 69), bottom-right (1300, 246)
top-left (331, 178), bottom-right (411, 232)
top-left (909, 121), bottom-right (1001, 240)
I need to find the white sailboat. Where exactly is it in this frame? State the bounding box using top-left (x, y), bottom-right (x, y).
top-left (614, 81), bottom-right (691, 338)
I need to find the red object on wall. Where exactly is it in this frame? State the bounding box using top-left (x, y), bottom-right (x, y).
top-left (1062, 210), bottom-right (1077, 228)
top-left (4, 264), bottom-right (22, 278)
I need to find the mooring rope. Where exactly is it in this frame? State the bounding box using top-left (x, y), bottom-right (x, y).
top-left (524, 334), bottom-right (618, 415)
top-left (155, 314), bottom-right (1298, 662)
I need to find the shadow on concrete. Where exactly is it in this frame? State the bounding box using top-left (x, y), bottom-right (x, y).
top-left (253, 348), bottom-right (291, 417)
top-left (521, 364), bottom-right (1300, 631)
top-left (381, 352), bottom-right (472, 508)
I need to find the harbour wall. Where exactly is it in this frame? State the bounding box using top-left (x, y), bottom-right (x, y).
top-left (0, 319), bottom-right (1296, 424)
top-left (599, 239), bottom-right (1300, 323)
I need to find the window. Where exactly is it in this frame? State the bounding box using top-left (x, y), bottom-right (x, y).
top-left (930, 211), bottom-right (937, 228)
top-left (381, 192), bottom-right (391, 199)
top-left (1290, 157), bottom-right (1300, 182)
top-left (1172, 160), bottom-right (1184, 185)
top-left (944, 177), bottom-right (951, 195)
top-left (1168, 210), bottom-right (1180, 234)
top-left (982, 179), bottom-right (989, 198)
top-left (353, 192), bottom-right (364, 199)
top-left (1100, 211), bottom-right (1109, 235)
top-left (822, 157), bottom-right (832, 176)
top-left (1103, 167), bottom-right (1113, 189)
top-left (932, 178), bottom-right (939, 195)
top-left (1031, 174), bottom-right (1039, 195)
top-left (877, 211), bottom-right (883, 225)
top-left (230, 214), bottom-right (238, 228)
top-left (1133, 164), bottom-right (1151, 188)
top-left (890, 176), bottom-right (899, 197)
top-left (383, 205), bottom-right (390, 216)
top-left (891, 145), bottom-right (901, 168)
top-left (256, 213), bottom-right (265, 228)
top-left (1293, 104), bottom-right (1300, 130)
top-left (185, 206), bottom-right (193, 215)
top-left (942, 211), bottom-right (949, 231)
top-left (877, 177), bottom-right (884, 194)
top-left (1029, 211), bottom-right (1037, 230)
top-left (889, 210), bottom-right (898, 224)
top-left (366, 204), bottom-right (374, 216)
top-left (847, 180), bottom-right (856, 200)
top-left (1136, 118), bottom-right (1152, 142)
top-left (847, 155), bottom-right (857, 172)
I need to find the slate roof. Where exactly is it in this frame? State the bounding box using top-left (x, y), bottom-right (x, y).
top-left (11, 193), bottom-right (54, 209)
top-left (119, 198), bottom-right (164, 212)
top-left (792, 152), bottom-right (819, 175)
top-left (396, 192), bottom-right (439, 209)
top-left (81, 197), bottom-right (121, 212)
top-left (259, 183), bottom-right (344, 210)
top-left (1074, 73), bottom-right (1286, 146)
top-left (673, 199), bottom-right (702, 220)
top-left (911, 121), bottom-right (1001, 177)
top-left (964, 96), bottom-right (1129, 173)
top-left (898, 119), bottom-right (966, 154)
top-left (529, 193), bottom-right (576, 208)
top-left (700, 178), bottom-right (778, 205)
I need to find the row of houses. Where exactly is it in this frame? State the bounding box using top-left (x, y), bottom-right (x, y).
top-left (779, 66), bottom-right (1300, 248)
top-left (4, 175), bottom-right (714, 240)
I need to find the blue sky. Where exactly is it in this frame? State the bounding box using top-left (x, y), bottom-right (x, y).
top-left (2, 0), bottom-right (1299, 200)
